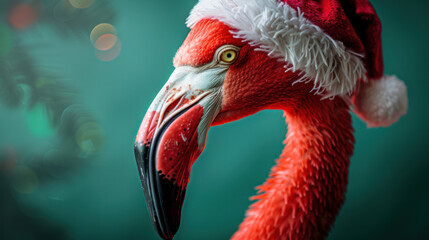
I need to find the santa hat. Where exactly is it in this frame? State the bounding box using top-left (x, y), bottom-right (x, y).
top-left (187, 0), bottom-right (407, 127)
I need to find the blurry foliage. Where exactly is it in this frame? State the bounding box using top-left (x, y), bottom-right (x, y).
top-left (0, 0), bottom-right (114, 239)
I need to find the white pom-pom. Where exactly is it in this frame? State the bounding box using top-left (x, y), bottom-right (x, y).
top-left (353, 75), bottom-right (408, 127)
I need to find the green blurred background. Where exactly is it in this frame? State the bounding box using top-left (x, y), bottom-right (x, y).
top-left (0, 0), bottom-right (428, 239)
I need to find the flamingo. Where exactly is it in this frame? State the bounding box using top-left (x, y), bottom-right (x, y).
top-left (134, 0), bottom-right (408, 239)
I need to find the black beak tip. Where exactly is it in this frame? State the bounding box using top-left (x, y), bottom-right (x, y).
top-left (134, 141), bottom-right (185, 240)
top-left (151, 172), bottom-right (185, 239)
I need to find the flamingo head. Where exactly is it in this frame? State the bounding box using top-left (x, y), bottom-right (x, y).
top-left (134, 19), bottom-right (313, 240)
top-left (134, 0), bottom-right (408, 238)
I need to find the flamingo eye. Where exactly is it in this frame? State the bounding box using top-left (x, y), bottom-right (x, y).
top-left (220, 50), bottom-right (238, 63)
top-left (215, 45), bottom-right (240, 66)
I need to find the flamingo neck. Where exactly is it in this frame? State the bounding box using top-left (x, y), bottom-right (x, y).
top-left (231, 97), bottom-right (354, 240)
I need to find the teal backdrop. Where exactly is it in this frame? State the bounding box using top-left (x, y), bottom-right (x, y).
top-left (0, 0), bottom-right (428, 240)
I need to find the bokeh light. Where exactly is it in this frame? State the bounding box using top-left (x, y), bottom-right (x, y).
top-left (94, 33), bottom-right (117, 51)
top-left (11, 166), bottom-right (39, 194)
top-left (0, 23), bottom-right (13, 57)
top-left (95, 38), bottom-right (121, 61)
top-left (8, 3), bottom-right (38, 30)
top-left (90, 23), bottom-right (117, 45)
top-left (75, 122), bottom-right (105, 157)
top-left (69, 0), bottom-right (95, 9)
top-left (25, 102), bottom-right (55, 138)
top-left (90, 23), bottom-right (121, 61)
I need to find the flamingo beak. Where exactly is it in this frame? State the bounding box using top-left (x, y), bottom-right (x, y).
top-left (134, 66), bottom-right (224, 239)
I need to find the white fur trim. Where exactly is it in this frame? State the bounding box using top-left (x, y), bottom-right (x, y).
top-left (353, 75), bottom-right (408, 127)
top-left (187, 0), bottom-right (367, 97)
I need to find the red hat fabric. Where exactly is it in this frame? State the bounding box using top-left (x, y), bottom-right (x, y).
top-left (187, 0), bottom-right (407, 127)
top-left (282, 0), bottom-right (383, 79)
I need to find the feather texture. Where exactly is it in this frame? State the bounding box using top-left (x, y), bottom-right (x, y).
top-left (187, 0), bottom-right (367, 98)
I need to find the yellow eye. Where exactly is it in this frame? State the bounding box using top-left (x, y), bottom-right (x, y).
top-left (220, 49), bottom-right (238, 63)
